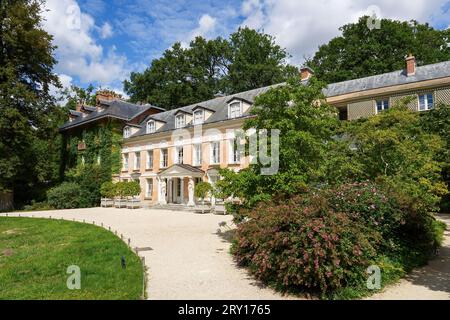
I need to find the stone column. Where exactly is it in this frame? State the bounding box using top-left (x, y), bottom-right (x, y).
top-left (159, 178), bottom-right (167, 205)
top-left (187, 177), bottom-right (195, 206)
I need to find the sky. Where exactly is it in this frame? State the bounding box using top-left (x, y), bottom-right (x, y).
top-left (42, 0), bottom-right (450, 98)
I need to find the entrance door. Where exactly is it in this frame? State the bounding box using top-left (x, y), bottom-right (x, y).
top-left (171, 178), bottom-right (183, 204)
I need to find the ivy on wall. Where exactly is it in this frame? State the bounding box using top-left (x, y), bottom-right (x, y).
top-left (60, 120), bottom-right (123, 207)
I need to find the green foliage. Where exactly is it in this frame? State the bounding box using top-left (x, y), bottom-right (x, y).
top-left (22, 201), bottom-right (54, 212)
top-left (100, 181), bottom-right (116, 199)
top-left (308, 17), bottom-right (450, 83)
top-left (47, 182), bottom-right (82, 209)
top-left (420, 104), bottom-right (450, 212)
top-left (232, 189), bottom-right (380, 296)
top-left (123, 181), bottom-right (141, 197)
top-left (194, 182), bottom-right (213, 199)
top-left (124, 27), bottom-right (297, 109)
top-left (0, 0), bottom-right (63, 207)
top-left (217, 78), bottom-right (339, 211)
top-left (344, 102), bottom-right (447, 213)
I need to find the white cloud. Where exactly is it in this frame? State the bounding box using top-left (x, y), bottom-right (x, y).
top-left (190, 14), bottom-right (217, 39)
top-left (99, 22), bottom-right (113, 39)
top-left (240, 0), bottom-right (450, 64)
top-left (42, 0), bottom-right (130, 86)
top-left (49, 73), bottom-right (73, 106)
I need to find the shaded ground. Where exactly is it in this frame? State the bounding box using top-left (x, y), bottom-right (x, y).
top-left (368, 214), bottom-right (450, 300)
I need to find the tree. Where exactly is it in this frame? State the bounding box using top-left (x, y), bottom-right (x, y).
top-left (225, 27), bottom-right (298, 94)
top-left (307, 17), bottom-right (450, 83)
top-left (0, 0), bottom-right (62, 206)
top-left (420, 104), bottom-right (450, 212)
top-left (344, 101), bottom-right (447, 213)
top-left (124, 28), bottom-right (297, 109)
top-left (217, 77), bottom-right (339, 210)
top-left (194, 182), bottom-right (213, 213)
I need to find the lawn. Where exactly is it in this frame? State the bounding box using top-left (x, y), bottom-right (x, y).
top-left (0, 217), bottom-right (144, 300)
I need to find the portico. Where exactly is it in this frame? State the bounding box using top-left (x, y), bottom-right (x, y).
top-left (157, 164), bottom-right (204, 206)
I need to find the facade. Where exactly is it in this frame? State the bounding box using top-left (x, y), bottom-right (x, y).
top-left (59, 56), bottom-right (450, 207)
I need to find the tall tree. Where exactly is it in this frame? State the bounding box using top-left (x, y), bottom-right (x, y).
top-left (124, 28), bottom-right (297, 109)
top-left (307, 17), bottom-right (450, 84)
top-left (0, 0), bottom-right (61, 205)
top-left (225, 27), bottom-right (297, 94)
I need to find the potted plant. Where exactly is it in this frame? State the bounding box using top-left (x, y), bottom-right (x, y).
top-left (114, 181), bottom-right (127, 208)
top-left (100, 182), bottom-right (116, 207)
top-left (126, 181), bottom-right (141, 209)
top-left (194, 182), bottom-right (213, 214)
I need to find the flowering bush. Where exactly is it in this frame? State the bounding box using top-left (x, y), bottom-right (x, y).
top-left (232, 192), bottom-right (381, 295)
top-left (232, 182), bottom-right (443, 296)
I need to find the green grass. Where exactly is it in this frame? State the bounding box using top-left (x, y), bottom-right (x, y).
top-left (0, 217), bottom-right (144, 300)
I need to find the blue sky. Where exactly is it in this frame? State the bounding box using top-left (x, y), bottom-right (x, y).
top-left (42, 0), bottom-right (450, 98)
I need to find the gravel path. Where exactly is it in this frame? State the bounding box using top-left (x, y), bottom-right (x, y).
top-left (368, 214), bottom-right (450, 300)
top-left (1, 208), bottom-right (292, 300)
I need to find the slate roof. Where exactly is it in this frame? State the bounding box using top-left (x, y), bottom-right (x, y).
top-left (60, 60), bottom-right (450, 136)
top-left (130, 83), bottom-right (283, 138)
top-left (324, 60), bottom-right (450, 97)
top-left (60, 100), bottom-right (163, 131)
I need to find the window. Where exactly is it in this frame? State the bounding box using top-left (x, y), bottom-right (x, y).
top-left (193, 144), bottom-right (202, 166)
top-left (145, 179), bottom-right (153, 198)
top-left (175, 114), bottom-right (186, 128)
top-left (229, 139), bottom-right (241, 164)
top-left (193, 109), bottom-right (204, 125)
top-left (146, 120), bottom-right (155, 134)
top-left (146, 150), bottom-right (153, 170)
top-left (160, 149), bottom-right (168, 168)
top-left (175, 146), bottom-right (184, 164)
top-left (123, 154), bottom-right (129, 170)
top-left (211, 141), bottom-right (220, 164)
top-left (228, 102), bottom-right (242, 119)
top-left (134, 152), bottom-right (141, 170)
top-left (419, 93), bottom-right (434, 111)
top-left (376, 99), bottom-right (389, 113)
top-left (123, 126), bottom-right (131, 138)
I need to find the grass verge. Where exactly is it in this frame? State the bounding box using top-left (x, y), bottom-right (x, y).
top-left (0, 217), bottom-right (144, 300)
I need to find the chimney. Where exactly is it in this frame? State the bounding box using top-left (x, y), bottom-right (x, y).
top-left (75, 103), bottom-right (82, 112)
top-left (96, 90), bottom-right (120, 108)
top-left (406, 54), bottom-right (416, 76)
top-left (300, 66), bottom-right (314, 81)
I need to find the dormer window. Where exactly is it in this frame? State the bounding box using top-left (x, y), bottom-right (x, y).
top-left (228, 101), bottom-right (242, 119)
top-left (175, 114), bottom-right (186, 128)
top-left (146, 120), bottom-right (155, 134)
top-left (193, 109), bottom-right (204, 125)
top-left (123, 126), bottom-right (131, 138)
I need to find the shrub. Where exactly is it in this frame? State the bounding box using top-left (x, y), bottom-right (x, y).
top-left (194, 182), bottom-right (213, 202)
top-left (232, 182), bottom-right (444, 297)
top-left (22, 201), bottom-right (54, 211)
top-left (100, 181), bottom-right (116, 199)
top-left (232, 192), bottom-right (381, 295)
top-left (47, 182), bottom-right (82, 209)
